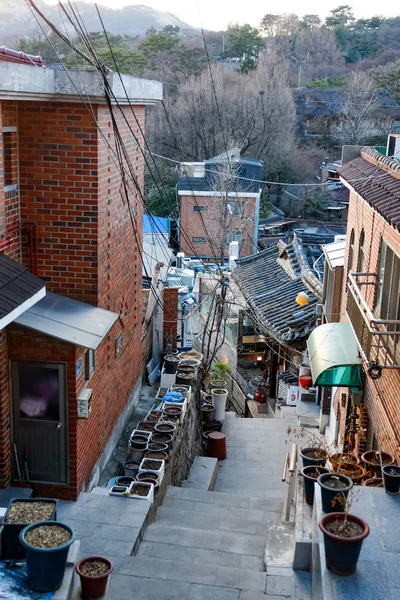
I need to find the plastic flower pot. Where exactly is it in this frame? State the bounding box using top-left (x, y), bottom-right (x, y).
top-left (151, 432), bottom-right (173, 448)
top-left (115, 476), bottom-right (135, 487)
top-left (139, 458), bottom-right (165, 482)
top-left (329, 453), bottom-right (359, 472)
top-left (144, 450), bottom-right (168, 461)
top-left (178, 358), bottom-right (201, 377)
top-left (300, 447), bottom-right (327, 468)
top-left (127, 481), bottom-right (154, 502)
top-left (337, 462), bottom-right (365, 484)
top-left (154, 422), bottom-right (176, 435)
top-left (212, 388), bottom-right (228, 421)
top-left (163, 406), bottom-right (183, 421)
top-left (319, 512), bottom-right (370, 576)
top-left (19, 521), bottom-right (76, 593)
top-left (177, 350), bottom-right (203, 362)
top-left (176, 370), bottom-right (195, 385)
top-left (1, 498), bottom-right (57, 560)
top-left (318, 473), bottom-right (353, 513)
top-left (382, 465), bottom-right (400, 495)
top-left (301, 466), bottom-right (330, 506)
top-left (362, 477), bottom-right (383, 487)
top-left (147, 442), bottom-right (169, 453)
top-left (76, 556), bottom-right (113, 599)
top-left (164, 355), bottom-right (180, 374)
top-left (137, 471), bottom-right (160, 485)
top-left (202, 404), bottom-right (216, 423)
top-left (122, 460), bottom-right (141, 478)
top-left (361, 451), bottom-right (395, 474)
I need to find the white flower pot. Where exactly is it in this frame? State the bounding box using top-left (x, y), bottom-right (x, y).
top-left (212, 388), bottom-right (228, 421)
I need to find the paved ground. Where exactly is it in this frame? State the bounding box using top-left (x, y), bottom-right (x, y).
top-left (106, 412), bottom-right (311, 599)
top-left (98, 383), bottom-right (157, 486)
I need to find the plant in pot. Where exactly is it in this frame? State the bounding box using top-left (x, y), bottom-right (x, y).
top-left (76, 556), bottom-right (113, 599)
top-left (19, 521), bottom-right (75, 593)
top-left (361, 450), bottom-right (394, 475)
top-left (164, 355), bottom-right (179, 374)
top-left (318, 473), bottom-right (353, 513)
top-left (202, 403), bottom-right (215, 423)
top-left (362, 477), bottom-right (383, 487)
top-left (176, 368), bottom-right (195, 385)
top-left (337, 462), bottom-right (365, 485)
top-left (382, 465), bottom-right (400, 495)
top-left (319, 491), bottom-right (370, 575)
top-left (296, 430), bottom-right (330, 468)
top-left (329, 453), bottom-right (359, 472)
top-left (1, 498), bottom-right (57, 559)
top-left (151, 432), bottom-right (173, 448)
top-left (154, 421), bottom-right (176, 435)
top-left (212, 387), bottom-right (228, 421)
top-left (210, 360), bottom-right (231, 388)
top-left (301, 466), bottom-right (330, 505)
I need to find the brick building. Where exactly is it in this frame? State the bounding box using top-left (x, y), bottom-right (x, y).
top-left (0, 57), bottom-right (162, 499)
top-left (178, 150), bottom-right (262, 261)
top-left (311, 145), bottom-right (400, 463)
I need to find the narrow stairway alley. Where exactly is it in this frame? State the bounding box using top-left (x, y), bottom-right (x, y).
top-left (108, 413), bottom-right (311, 600)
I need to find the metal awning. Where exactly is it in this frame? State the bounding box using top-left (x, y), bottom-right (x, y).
top-left (322, 239), bottom-right (346, 269)
top-left (307, 322), bottom-right (362, 387)
top-left (15, 292), bottom-right (118, 350)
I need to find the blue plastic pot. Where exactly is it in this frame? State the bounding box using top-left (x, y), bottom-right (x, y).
top-left (20, 521), bottom-right (76, 593)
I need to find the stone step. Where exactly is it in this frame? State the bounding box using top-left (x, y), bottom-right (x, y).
top-left (155, 506), bottom-right (278, 536)
top-left (166, 486), bottom-right (285, 510)
top-left (143, 523), bottom-right (266, 558)
top-left (118, 555), bottom-right (267, 592)
top-left (138, 541), bottom-right (264, 571)
top-left (263, 520), bottom-right (296, 570)
top-left (162, 496), bottom-right (283, 520)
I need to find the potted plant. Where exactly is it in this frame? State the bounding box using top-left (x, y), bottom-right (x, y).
top-left (382, 465), bottom-right (400, 495)
top-left (1, 498), bottom-right (57, 559)
top-left (147, 442), bottom-right (169, 453)
top-left (212, 387), bottom-right (228, 421)
top-left (125, 481), bottom-right (154, 502)
top-left (122, 460), bottom-right (141, 478)
top-left (151, 432), bottom-right (173, 448)
top-left (202, 403), bottom-right (215, 423)
top-left (301, 466), bottom-right (330, 505)
top-left (164, 355), bottom-right (179, 374)
top-left (128, 435), bottom-right (148, 462)
top-left (329, 453), bottom-right (359, 472)
top-left (176, 369), bottom-right (195, 384)
top-left (154, 422), bottom-right (176, 435)
top-left (19, 521), bottom-right (75, 592)
top-left (76, 556), bottom-right (114, 599)
top-left (318, 473), bottom-right (353, 513)
top-left (363, 477), bottom-right (383, 487)
top-left (177, 350), bottom-right (203, 362)
top-left (319, 508), bottom-right (369, 575)
top-left (361, 450), bottom-right (394, 474)
top-left (139, 458), bottom-right (165, 481)
top-left (137, 471), bottom-right (160, 486)
top-left (210, 360), bottom-right (231, 387)
top-left (144, 450), bottom-right (168, 461)
top-left (336, 462), bottom-right (365, 484)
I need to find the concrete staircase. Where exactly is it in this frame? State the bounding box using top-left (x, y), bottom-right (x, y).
top-left (108, 413), bottom-right (311, 600)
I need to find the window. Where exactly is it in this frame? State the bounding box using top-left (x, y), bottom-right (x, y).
top-left (348, 229), bottom-right (355, 274)
top-left (181, 164), bottom-right (205, 178)
top-left (3, 131), bottom-right (16, 187)
top-left (225, 231), bottom-right (242, 244)
top-left (192, 236), bottom-right (207, 243)
top-left (226, 201), bottom-right (243, 216)
top-left (375, 240), bottom-right (400, 326)
top-left (357, 229), bottom-right (365, 272)
top-left (194, 206), bottom-right (207, 212)
top-left (85, 350), bottom-right (95, 381)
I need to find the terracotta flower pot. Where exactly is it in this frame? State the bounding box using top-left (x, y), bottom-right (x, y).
top-left (361, 450), bottom-right (394, 474)
top-left (76, 556), bottom-right (113, 599)
top-left (337, 462), bottom-right (365, 484)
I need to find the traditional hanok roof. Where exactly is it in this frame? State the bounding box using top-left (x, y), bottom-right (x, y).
top-left (339, 147), bottom-right (400, 230)
top-left (232, 243), bottom-right (321, 343)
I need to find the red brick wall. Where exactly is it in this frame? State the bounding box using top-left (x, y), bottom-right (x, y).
top-left (0, 329), bottom-right (11, 487)
top-left (163, 287), bottom-right (178, 348)
top-left (17, 101), bottom-right (99, 303)
top-left (179, 194), bottom-right (256, 259)
top-left (340, 189), bottom-right (400, 462)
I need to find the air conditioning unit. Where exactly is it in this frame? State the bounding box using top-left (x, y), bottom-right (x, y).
top-left (387, 134), bottom-right (400, 161)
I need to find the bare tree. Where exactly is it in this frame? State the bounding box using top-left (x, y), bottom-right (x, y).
top-left (332, 71), bottom-right (380, 145)
top-left (150, 53), bottom-right (296, 177)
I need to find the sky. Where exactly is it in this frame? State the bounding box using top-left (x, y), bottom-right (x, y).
top-left (45, 1), bottom-right (400, 31)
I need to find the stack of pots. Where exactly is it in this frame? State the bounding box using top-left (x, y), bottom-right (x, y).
top-left (176, 364), bottom-right (195, 384)
top-left (178, 358), bottom-right (201, 378)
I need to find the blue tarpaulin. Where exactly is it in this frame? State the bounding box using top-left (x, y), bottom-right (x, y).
top-left (0, 562), bottom-right (52, 599)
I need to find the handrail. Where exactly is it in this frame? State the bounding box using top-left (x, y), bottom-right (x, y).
top-left (285, 443), bottom-right (297, 522)
top-left (348, 272), bottom-right (400, 327)
top-left (282, 452), bottom-right (289, 483)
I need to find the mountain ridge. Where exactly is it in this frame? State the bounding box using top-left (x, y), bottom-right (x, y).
top-left (0, 0), bottom-right (193, 40)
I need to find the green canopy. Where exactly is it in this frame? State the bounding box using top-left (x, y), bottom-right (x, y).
top-left (307, 322), bottom-right (362, 388)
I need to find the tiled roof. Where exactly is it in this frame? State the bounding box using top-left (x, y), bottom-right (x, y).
top-left (339, 152), bottom-right (400, 230)
top-left (295, 89), bottom-right (400, 118)
top-left (232, 246), bottom-right (320, 343)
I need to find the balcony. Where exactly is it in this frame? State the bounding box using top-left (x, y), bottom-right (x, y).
top-left (347, 272), bottom-right (400, 369)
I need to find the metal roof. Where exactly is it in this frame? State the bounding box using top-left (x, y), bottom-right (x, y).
top-left (307, 322), bottom-right (362, 387)
top-left (323, 239), bottom-right (346, 269)
top-left (0, 254), bottom-right (46, 330)
top-left (15, 292), bottom-right (118, 349)
top-left (143, 215), bottom-right (170, 235)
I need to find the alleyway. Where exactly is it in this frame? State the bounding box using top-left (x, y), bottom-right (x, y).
top-left (107, 413), bottom-right (311, 599)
